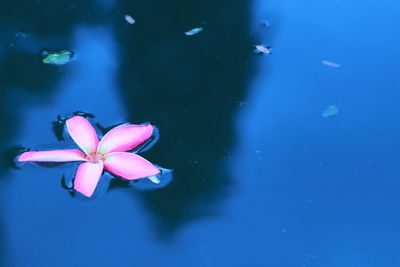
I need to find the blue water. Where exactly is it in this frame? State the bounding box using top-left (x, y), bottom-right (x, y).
top-left (1, 0), bottom-right (399, 266)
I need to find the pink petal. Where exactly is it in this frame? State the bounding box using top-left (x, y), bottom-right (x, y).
top-left (18, 149), bottom-right (86, 162)
top-left (66, 116), bottom-right (99, 156)
top-left (103, 152), bottom-right (160, 180)
top-left (74, 161), bottom-right (104, 197)
top-left (97, 124), bottom-right (153, 155)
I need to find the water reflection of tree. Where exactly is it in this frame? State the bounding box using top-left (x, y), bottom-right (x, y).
top-left (118, 0), bottom-right (254, 239)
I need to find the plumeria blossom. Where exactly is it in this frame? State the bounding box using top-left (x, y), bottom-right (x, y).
top-left (18, 116), bottom-right (161, 197)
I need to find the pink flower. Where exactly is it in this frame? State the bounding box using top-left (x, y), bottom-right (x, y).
top-left (18, 116), bottom-right (161, 197)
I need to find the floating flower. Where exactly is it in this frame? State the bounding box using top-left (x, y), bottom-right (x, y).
top-left (18, 116), bottom-right (161, 197)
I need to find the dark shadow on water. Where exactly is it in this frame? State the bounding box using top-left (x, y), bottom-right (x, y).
top-left (118, 0), bottom-right (255, 239)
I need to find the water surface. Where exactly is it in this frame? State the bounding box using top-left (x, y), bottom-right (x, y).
top-left (0, 0), bottom-right (399, 266)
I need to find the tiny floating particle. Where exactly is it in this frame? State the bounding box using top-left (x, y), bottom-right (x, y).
top-left (15, 32), bottom-right (28, 38)
top-left (124, 14), bottom-right (135, 24)
top-left (322, 60), bottom-right (340, 68)
top-left (42, 49), bottom-right (74, 65)
top-left (148, 175), bottom-right (160, 184)
top-left (236, 101), bottom-right (247, 107)
top-left (185, 27), bottom-right (203, 36)
top-left (254, 45), bottom-right (272, 55)
top-left (261, 20), bottom-right (270, 27)
top-left (322, 105), bottom-right (339, 118)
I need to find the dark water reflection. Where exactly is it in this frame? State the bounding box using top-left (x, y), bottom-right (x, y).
top-left (0, 0), bottom-right (253, 266)
top-left (118, 0), bottom-right (253, 238)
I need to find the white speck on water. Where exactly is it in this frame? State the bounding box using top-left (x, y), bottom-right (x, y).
top-left (322, 60), bottom-right (340, 68)
top-left (185, 27), bottom-right (203, 36)
top-left (254, 45), bottom-right (272, 54)
top-left (148, 175), bottom-right (160, 184)
top-left (124, 14), bottom-right (135, 24)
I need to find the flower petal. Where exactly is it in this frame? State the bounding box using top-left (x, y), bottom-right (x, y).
top-left (66, 116), bottom-right (99, 156)
top-left (103, 152), bottom-right (160, 180)
top-left (18, 149), bottom-right (86, 162)
top-left (74, 162), bottom-right (104, 197)
top-left (97, 124), bottom-right (153, 155)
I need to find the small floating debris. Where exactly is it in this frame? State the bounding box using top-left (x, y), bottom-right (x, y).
top-left (322, 60), bottom-right (340, 68)
top-left (261, 20), bottom-right (270, 27)
top-left (15, 32), bottom-right (28, 38)
top-left (148, 175), bottom-right (160, 184)
top-left (124, 14), bottom-right (135, 24)
top-left (322, 105), bottom-right (339, 118)
top-left (236, 101), bottom-right (247, 107)
top-left (42, 49), bottom-right (74, 65)
top-left (185, 27), bottom-right (203, 36)
top-left (254, 45), bottom-right (272, 55)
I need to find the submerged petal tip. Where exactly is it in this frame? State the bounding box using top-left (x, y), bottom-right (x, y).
top-left (148, 176), bottom-right (160, 184)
